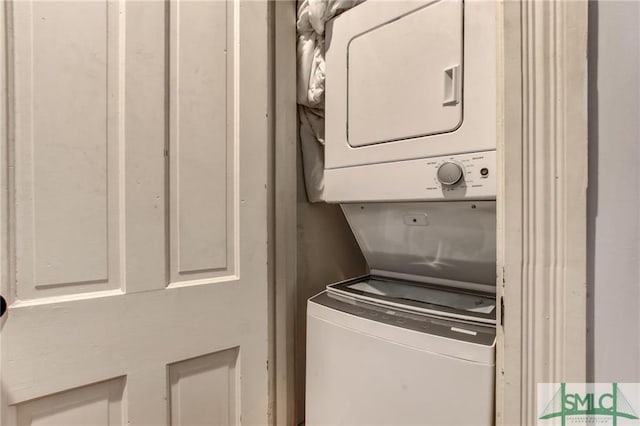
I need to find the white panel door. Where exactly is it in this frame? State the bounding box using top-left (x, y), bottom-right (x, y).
top-left (0, 1), bottom-right (271, 425)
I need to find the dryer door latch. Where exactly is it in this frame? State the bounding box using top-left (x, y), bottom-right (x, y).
top-left (443, 64), bottom-right (461, 106)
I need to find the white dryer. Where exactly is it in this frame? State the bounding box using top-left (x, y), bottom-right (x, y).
top-left (324, 0), bottom-right (496, 202)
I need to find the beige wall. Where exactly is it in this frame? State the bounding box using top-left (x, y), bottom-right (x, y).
top-left (588, 1), bottom-right (640, 382)
top-left (295, 146), bottom-right (367, 424)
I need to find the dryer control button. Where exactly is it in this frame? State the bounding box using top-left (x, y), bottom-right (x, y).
top-left (437, 162), bottom-right (464, 186)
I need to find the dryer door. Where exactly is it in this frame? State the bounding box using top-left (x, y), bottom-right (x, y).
top-left (347, 0), bottom-right (463, 147)
top-left (325, 0), bottom-right (496, 170)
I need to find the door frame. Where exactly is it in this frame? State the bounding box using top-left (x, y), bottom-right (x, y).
top-left (496, 1), bottom-right (588, 424)
top-left (0, 0), bottom-right (11, 420)
top-left (272, 1), bottom-right (298, 425)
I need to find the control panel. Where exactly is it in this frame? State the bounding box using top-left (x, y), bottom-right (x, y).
top-left (424, 151), bottom-right (496, 199)
top-left (324, 150), bottom-right (496, 202)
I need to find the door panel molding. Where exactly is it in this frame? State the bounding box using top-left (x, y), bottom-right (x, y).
top-left (496, 1), bottom-right (588, 424)
top-left (11, 0), bottom-right (124, 300)
top-left (168, 0), bottom-right (238, 284)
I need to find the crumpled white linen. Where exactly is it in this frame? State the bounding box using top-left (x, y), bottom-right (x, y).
top-left (297, 0), bottom-right (364, 202)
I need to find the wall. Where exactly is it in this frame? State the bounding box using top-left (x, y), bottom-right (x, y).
top-left (588, 1), bottom-right (640, 381)
top-left (295, 146), bottom-right (367, 424)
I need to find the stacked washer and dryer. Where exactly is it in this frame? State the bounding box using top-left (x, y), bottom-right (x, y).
top-left (305, 0), bottom-right (498, 425)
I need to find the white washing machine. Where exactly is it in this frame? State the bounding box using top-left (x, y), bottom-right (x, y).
top-left (306, 280), bottom-right (496, 426)
top-left (324, 0), bottom-right (496, 202)
top-left (305, 201), bottom-right (497, 426)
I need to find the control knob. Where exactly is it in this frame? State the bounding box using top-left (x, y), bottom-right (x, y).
top-left (437, 162), bottom-right (464, 186)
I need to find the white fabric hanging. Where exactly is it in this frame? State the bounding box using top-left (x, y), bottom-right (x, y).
top-left (297, 0), bottom-right (364, 202)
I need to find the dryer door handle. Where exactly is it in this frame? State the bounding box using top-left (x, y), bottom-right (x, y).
top-left (443, 65), bottom-right (461, 106)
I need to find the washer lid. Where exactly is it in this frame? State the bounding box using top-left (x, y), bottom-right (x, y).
top-left (311, 288), bottom-right (497, 345)
top-left (327, 275), bottom-right (496, 324)
top-left (347, 0), bottom-right (463, 147)
top-left (341, 201), bottom-right (496, 287)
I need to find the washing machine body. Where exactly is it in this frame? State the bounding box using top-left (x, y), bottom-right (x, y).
top-left (305, 201), bottom-right (497, 425)
top-left (305, 279), bottom-right (496, 426)
top-left (324, 0), bottom-right (497, 202)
